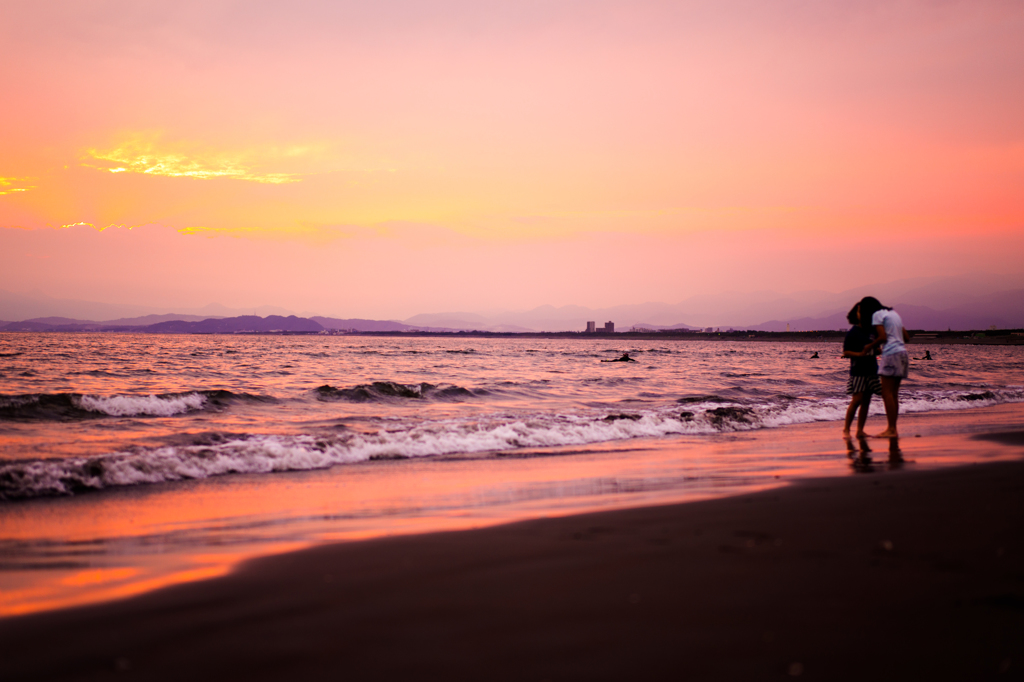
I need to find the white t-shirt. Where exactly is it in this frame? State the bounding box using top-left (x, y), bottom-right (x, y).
top-left (871, 309), bottom-right (906, 355)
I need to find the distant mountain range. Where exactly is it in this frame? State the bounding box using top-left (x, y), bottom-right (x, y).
top-left (745, 289), bottom-right (1024, 332)
top-left (396, 284), bottom-right (1024, 332)
top-left (3, 298), bottom-right (1022, 335)
top-left (311, 317), bottom-right (448, 333)
top-left (2, 273), bottom-right (1023, 333)
top-left (0, 315), bottom-right (319, 333)
top-left (0, 290), bottom-right (299, 324)
top-left (0, 315), bottom-right (453, 334)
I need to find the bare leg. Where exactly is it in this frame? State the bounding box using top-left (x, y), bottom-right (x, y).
top-left (856, 392), bottom-right (872, 437)
top-left (843, 392), bottom-right (864, 435)
top-left (875, 376), bottom-right (901, 438)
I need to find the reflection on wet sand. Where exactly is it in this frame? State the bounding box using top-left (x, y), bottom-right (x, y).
top-left (845, 435), bottom-right (904, 473)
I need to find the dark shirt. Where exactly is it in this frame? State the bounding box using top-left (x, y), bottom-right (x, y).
top-left (843, 326), bottom-right (878, 377)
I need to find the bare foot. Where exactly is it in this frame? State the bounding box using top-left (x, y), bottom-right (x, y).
top-left (874, 429), bottom-right (899, 438)
top-left (842, 429), bottom-right (851, 436)
top-left (855, 431), bottom-right (868, 438)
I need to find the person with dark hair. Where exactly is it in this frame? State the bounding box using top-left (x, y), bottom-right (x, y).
top-left (841, 304), bottom-right (879, 437)
top-left (859, 296), bottom-right (910, 438)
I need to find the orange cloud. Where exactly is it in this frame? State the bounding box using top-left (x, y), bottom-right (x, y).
top-left (83, 133), bottom-right (306, 184)
top-left (0, 177), bottom-right (35, 195)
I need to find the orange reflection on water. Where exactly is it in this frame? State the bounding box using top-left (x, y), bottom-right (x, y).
top-left (0, 437), bottom-right (763, 618)
top-left (0, 547), bottom-right (305, 618)
top-left (61, 567), bottom-right (138, 586)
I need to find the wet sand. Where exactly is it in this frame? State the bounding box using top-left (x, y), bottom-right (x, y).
top-left (2, 428), bottom-right (1023, 680)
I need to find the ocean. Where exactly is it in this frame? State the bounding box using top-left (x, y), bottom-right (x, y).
top-left (2, 332), bottom-right (1023, 615)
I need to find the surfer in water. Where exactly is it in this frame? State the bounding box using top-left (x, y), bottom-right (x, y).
top-left (602, 353), bottom-right (636, 362)
top-left (810, 351), bottom-right (819, 359)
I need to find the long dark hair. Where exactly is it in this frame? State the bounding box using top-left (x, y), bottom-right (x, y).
top-left (858, 296), bottom-right (891, 330)
top-left (846, 304), bottom-right (860, 326)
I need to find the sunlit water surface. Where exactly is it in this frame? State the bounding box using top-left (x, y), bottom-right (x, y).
top-left (1, 333), bottom-right (1022, 615)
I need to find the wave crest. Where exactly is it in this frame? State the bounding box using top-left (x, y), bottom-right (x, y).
top-left (0, 390), bottom-right (266, 421)
top-left (314, 382), bottom-right (480, 403)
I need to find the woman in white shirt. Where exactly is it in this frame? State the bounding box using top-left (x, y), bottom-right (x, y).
top-left (859, 296), bottom-right (910, 438)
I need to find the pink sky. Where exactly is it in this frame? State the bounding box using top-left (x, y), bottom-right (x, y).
top-left (2, 0), bottom-right (1022, 318)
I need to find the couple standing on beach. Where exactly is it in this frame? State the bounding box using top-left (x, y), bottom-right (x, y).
top-left (842, 297), bottom-right (910, 438)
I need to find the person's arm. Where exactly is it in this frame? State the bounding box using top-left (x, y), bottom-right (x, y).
top-left (903, 329), bottom-right (911, 343)
top-left (864, 324), bottom-right (888, 353)
top-left (842, 349), bottom-right (866, 358)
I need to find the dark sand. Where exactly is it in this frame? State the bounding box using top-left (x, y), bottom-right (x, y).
top-left (3, 441), bottom-right (1023, 680)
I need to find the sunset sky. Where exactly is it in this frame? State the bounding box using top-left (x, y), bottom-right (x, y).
top-left (2, 0), bottom-right (1022, 319)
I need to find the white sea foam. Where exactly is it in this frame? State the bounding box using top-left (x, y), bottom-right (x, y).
top-left (75, 393), bottom-right (208, 417)
top-left (3, 387), bottom-right (1022, 499)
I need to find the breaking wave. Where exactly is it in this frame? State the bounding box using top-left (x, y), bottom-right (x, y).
top-left (4, 386), bottom-right (1022, 500)
top-left (0, 390), bottom-right (268, 421)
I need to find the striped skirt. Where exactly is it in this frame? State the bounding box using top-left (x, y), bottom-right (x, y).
top-left (847, 375), bottom-right (881, 396)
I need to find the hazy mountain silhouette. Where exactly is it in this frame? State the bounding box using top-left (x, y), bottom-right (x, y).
top-left (0, 315), bottom-right (321, 333)
top-left (0, 290), bottom-right (296, 322)
top-left (20, 314), bottom-right (222, 327)
top-left (403, 312), bottom-right (494, 330)
top-left (145, 316), bottom-right (322, 333)
top-left (748, 289), bottom-right (1024, 332)
top-left (312, 317), bottom-right (460, 332)
top-left (3, 273), bottom-right (1022, 332)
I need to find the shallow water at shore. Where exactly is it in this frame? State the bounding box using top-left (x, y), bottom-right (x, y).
top-left (2, 333), bottom-right (1021, 498)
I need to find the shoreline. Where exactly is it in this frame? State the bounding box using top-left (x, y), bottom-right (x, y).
top-left (2, 421), bottom-right (1023, 679)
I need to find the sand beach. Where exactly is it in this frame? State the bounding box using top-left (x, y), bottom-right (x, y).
top-left (2, 404), bottom-right (1023, 681)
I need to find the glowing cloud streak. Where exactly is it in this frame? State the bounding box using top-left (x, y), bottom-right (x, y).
top-left (84, 135), bottom-right (301, 184)
top-left (0, 177), bottom-right (35, 195)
